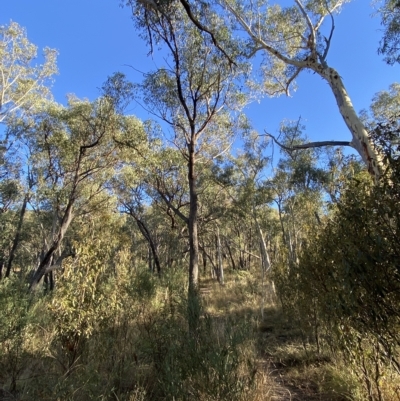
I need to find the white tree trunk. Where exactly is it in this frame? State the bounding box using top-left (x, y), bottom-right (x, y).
top-left (220, 2), bottom-right (383, 180)
top-left (314, 65), bottom-right (382, 180)
top-left (216, 226), bottom-right (224, 285)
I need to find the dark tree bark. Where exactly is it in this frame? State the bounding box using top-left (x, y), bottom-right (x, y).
top-left (5, 194), bottom-right (28, 278)
top-left (188, 141), bottom-right (199, 294)
top-left (29, 198), bottom-right (74, 290)
top-left (202, 247), bottom-right (207, 275)
top-left (0, 257), bottom-right (4, 280)
top-left (216, 226), bottom-right (224, 285)
top-left (225, 240), bottom-right (237, 270)
top-left (135, 218), bottom-right (161, 275)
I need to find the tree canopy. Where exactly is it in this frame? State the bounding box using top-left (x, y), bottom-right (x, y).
top-left (0, 4), bottom-right (400, 400)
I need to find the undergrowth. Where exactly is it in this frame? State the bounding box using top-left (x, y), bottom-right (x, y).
top-left (1, 260), bottom-right (398, 400)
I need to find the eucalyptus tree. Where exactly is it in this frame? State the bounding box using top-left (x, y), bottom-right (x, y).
top-left (362, 82), bottom-right (400, 126)
top-left (268, 121), bottom-right (328, 266)
top-left (143, 0), bottom-right (382, 178)
top-left (292, 133), bottom-right (400, 393)
top-left (217, 0), bottom-right (384, 178)
top-left (358, 83), bottom-right (400, 183)
top-left (117, 182), bottom-right (163, 275)
top-left (0, 143), bottom-right (24, 278)
top-left (378, 0), bottom-right (400, 65)
top-left (218, 131), bottom-right (273, 272)
top-left (0, 21), bottom-right (57, 278)
top-left (27, 75), bottom-right (145, 290)
top-left (130, 2), bottom-right (247, 299)
top-left (0, 21), bottom-right (57, 124)
top-left (116, 141), bottom-right (194, 265)
top-left (114, 146), bottom-right (186, 276)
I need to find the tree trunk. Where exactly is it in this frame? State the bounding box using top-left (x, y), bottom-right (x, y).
top-left (0, 257), bottom-right (4, 280)
top-left (29, 199), bottom-right (74, 291)
top-left (247, 227), bottom-right (252, 270)
top-left (254, 214), bottom-right (271, 273)
top-left (148, 245), bottom-right (153, 272)
top-left (43, 270), bottom-right (55, 291)
top-left (225, 240), bottom-right (237, 270)
top-left (5, 194), bottom-right (28, 278)
top-left (314, 64), bottom-right (382, 180)
top-left (201, 247), bottom-right (207, 275)
top-left (225, 1), bottom-right (383, 179)
top-left (225, 3), bottom-right (382, 179)
top-left (188, 141), bottom-right (199, 293)
top-left (239, 249), bottom-right (245, 270)
top-left (135, 217), bottom-right (161, 275)
top-left (216, 226), bottom-right (224, 285)
top-left (188, 140), bottom-right (200, 330)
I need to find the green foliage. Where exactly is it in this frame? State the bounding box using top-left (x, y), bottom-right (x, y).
top-left (0, 277), bottom-right (31, 394)
top-left (0, 21), bottom-right (57, 123)
top-left (136, 294), bottom-right (257, 401)
top-left (378, 0), bottom-right (400, 65)
top-left (3, 6), bottom-right (398, 400)
top-left (128, 268), bottom-right (157, 301)
top-left (276, 121), bottom-right (400, 399)
top-left (0, 228), bottom-right (260, 401)
top-left (49, 238), bottom-right (119, 340)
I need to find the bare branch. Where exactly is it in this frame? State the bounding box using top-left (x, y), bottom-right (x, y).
top-left (295, 0), bottom-right (316, 51)
top-left (319, 1), bottom-right (335, 63)
top-left (263, 130), bottom-right (352, 152)
top-left (315, 1), bottom-right (342, 32)
top-left (179, 0), bottom-right (237, 66)
top-left (285, 66), bottom-right (303, 96)
top-left (152, 177), bottom-right (189, 224)
top-left (223, 1), bottom-right (307, 69)
top-left (222, 237), bottom-right (261, 260)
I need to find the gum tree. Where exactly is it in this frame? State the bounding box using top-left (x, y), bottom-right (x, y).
top-left (378, 0), bottom-right (400, 65)
top-left (140, 0), bottom-right (382, 179)
top-left (0, 21), bottom-right (57, 123)
top-left (0, 21), bottom-right (57, 278)
top-left (217, 0), bottom-right (382, 179)
top-left (28, 75), bottom-right (144, 290)
top-left (129, 1), bottom-right (246, 304)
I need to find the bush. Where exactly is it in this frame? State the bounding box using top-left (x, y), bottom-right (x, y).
top-left (0, 276), bottom-right (31, 396)
top-left (275, 124), bottom-right (400, 400)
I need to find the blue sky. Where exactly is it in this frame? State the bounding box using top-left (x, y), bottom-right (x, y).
top-left (2, 0), bottom-right (399, 146)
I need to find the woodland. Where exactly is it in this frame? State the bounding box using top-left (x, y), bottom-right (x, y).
top-left (0, 0), bottom-right (400, 400)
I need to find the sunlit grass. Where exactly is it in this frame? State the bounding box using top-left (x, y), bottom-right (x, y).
top-left (200, 270), bottom-right (368, 401)
top-left (1, 267), bottom-right (399, 400)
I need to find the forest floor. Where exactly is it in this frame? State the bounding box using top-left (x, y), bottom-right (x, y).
top-left (201, 273), bottom-right (355, 401)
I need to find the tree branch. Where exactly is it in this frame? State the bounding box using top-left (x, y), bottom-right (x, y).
top-left (285, 66), bottom-right (303, 96)
top-left (152, 178), bottom-right (189, 224)
top-left (263, 130), bottom-right (352, 152)
top-left (179, 0), bottom-right (236, 67)
top-left (222, 0), bottom-right (307, 69)
top-left (319, 0), bottom-right (335, 64)
top-left (295, 0), bottom-right (316, 51)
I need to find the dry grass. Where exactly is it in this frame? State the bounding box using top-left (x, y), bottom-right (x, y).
top-left (201, 271), bottom-right (367, 401)
top-left (2, 268), bottom-right (398, 401)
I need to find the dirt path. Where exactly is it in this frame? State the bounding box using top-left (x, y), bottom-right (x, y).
top-left (201, 278), bottom-right (344, 400)
top-left (262, 358), bottom-right (322, 401)
top-left (257, 308), bottom-right (342, 401)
